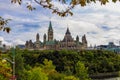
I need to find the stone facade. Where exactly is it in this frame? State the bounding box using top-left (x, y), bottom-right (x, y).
top-left (25, 21), bottom-right (88, 50)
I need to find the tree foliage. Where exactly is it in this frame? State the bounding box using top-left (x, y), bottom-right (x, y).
top-left (15, 51), bottom-right (25, 80)
top-left (75, 61), bottom-right (90, 80)
top-left (26, 67), bottom-right (48, 80)
top-left (0, 55), bottom-right (12, 80)
top-left (42, 59), bottom-right (56, 74)
top-left (1, 0), bottom-right (119, 32)
top-left (22, 49), bottom-right (120, 75)
top-left (3, 49), bottom-right (120, 80)
top-left (10, 0), bottom-right (120, 17)
top-left (0, 17), bottom-right (11, 33)
top-left (62, 76), bottom-right (79, 80)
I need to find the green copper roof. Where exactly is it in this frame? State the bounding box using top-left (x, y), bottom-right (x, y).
top-left (48, 21), bottom-right (53, 31)
top-left (45, 40), bottom-right (55, 45)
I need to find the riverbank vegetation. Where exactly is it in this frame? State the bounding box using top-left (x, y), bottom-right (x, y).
top-left (1, 49), bottom-right (120, 80)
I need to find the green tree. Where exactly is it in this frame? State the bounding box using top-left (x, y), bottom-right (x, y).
top-left (48, 71), bottom-right (65, 80)
top-left (75, 61), bottom-right (90, 80)
top-left (21, 50), bottom-right (120, 79)
top-left (0, 16), bottom-right (11, 33)
top-left (42, 59), bottom-right (56, 75)
top-left (42, 59), bottom-right (65, 80)
top-left (0, 57), bottom-right (12, 80)
top-left (13, 48), bottom-right (25, 80)
top-left (26, 67), bottom-right (48, 80)
top-left (1, 0), bottom-right (119, 32)
top-left (9, 0), bottom-right (120, 17)
top-left (62, 76), bottom-right (79, 80)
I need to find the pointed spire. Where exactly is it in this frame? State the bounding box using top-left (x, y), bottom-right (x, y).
top-left (44, 33), bottom-right (46, 40)
top-left (43, 33), bottom-right (46, 43)
top-left (76, 35), bottom-right (79, 42)
top-left (44, 33), bottom-right (46, 37)
top-left (66, 27), bottom-right (70, 34)
top-left (48, 21), bottom-right (53, 31)
top-left (36, 33), bottom-right (39, 42)
top-left (82, 34), bottom-right (86, 39)
top-left (37, 33), bottom-right (39, 36)
top-left (82, 34), bottom-right (87, 43)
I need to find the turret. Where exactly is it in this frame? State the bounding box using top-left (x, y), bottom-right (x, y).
top-left (36, 33), bottom-right (40, 42)
top-left (76, 35), bottom-right (79, 42)
top-left (28, 40), bottom-right (34, 48)
top-left (82, 34), bottom-right (87, 48)
top-left (82, 34), bottom-right (87, 43)
top-left (43, 33), bottom-right (46, 43)
top-left (25, 41), bottom-right (29, 48)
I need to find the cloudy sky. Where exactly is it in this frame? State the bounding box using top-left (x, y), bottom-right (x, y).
top-left (0, 0), bottom-right (120, 46)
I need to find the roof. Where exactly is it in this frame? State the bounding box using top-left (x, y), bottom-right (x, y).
top-left (66, 27), bottom-right (70, 34)
top-left (45, 40), bottom-right (56, 45)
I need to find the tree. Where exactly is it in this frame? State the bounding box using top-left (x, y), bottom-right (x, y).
top-left (26, 67), bottom-right (48, 80)
top-left (15, 52), bottom-right (25, 80)
top-left (75, 61), bottom-right (90, 80)
top-left (62, 76), bottom-right (79, 80)
top-left (11, 0), bottom-right (120, 17)
top-left (8, 48), bottom-right (25, 80)
top-left (0, 16), bottom-right (11, 33)
top-left (0, 57), bottom-right (12, 80)
top-left (0, 0), bottom-right (119, 32)
top-left (41, 59), bottom-right (56, 75)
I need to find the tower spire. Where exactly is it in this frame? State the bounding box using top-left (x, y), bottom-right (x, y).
top-left (66, 27), bottom-right (70, 34)
top-left (48, 21), bottom-right (53, 41)
top-left (82, 34), bottom-right (87, 48)
top-left (82, 34), bottom-right (87, 43)
top-left (48, 21), bottom-right (53, 31)
top-left (76, 35), bottom-right (79, 42)
top-left (43, 33), bottom-right (46, 43)
top-left (36, 33), bottom-right (39, 42)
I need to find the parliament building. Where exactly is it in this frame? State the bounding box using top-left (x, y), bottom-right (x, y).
top-left (25, 21), bottom-right (88, 50)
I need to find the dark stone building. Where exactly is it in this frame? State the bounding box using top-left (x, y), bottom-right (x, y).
top-left (25, 21), bottom-right (88, 50)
